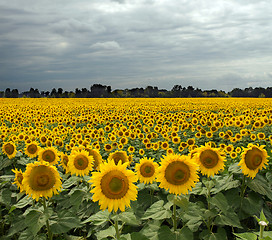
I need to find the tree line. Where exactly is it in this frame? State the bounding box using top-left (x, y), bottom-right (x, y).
top-left (1, 84), bottom-right (271, 98)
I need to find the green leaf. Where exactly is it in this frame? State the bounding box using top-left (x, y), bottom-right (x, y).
top-left (178, 226), bottom-right (193, 240)
top-left (96, 225), bottom-right (116, 239)
top-left (142, 200), bottom-right (172, 220)
top-left (247, 175), bottom-right (272, 201)
top-left (25, 209), bottom-right (50, 236)
top-left (202, 228), bottom-right (227, 240)
top-left (62, 175), bottom-right (81, 188)
top-left (116, 211), bottom-right (141, 226)
top-left (140, 220), bottom-right (161, 240)
top-left (241, 192), bottom-right (263, 217)
top-left (82, 210), bottom-right (110, 225)
top-left (131, 232), bottom-right (149, 240)
top-left (0, 188), bottom-right (12, 206)
top-left (0, 158), bottom-right (13, 170)
top-left (210, 192), bottom-right (228, 214)
top-left (7, 217), bottom-right (27, 237)
top-left (13, 195), bottom-right (32, 208)
top-left (228, 162), bottom-right (242, 174)
top-left (157, 226), bottom-right (176, 240)
top-left (50, 211), bottom-right (82, 234)
top-left (69, 189), bottom-right (86, 207)
top-left (233, 232), bottom-right (257, 240)
top-left (215, 211), bottom-right (242, 228)
top-left (266, 172), bottom-right (272, 185)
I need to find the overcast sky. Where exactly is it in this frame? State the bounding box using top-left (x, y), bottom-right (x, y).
top-left (1, 0), bottom-right (272, 92)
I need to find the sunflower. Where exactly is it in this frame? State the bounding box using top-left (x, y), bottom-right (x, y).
top-left (85, 148), bottom-right (103, 171)
top-left (22, 161), bottom-right (62, 201)
top-left (38, 147), bottom-right (59, 165)
top-left (68, 149), bottom-right (94, 176)
top-left (25, 141), bottom-right (40, 158)
top-left (156, 154), bottom-right (199, 195)
top-left (12, 168), bottom-right (25, 192)
top-left (194, 144), bottom-right (226, 177)
top-left (139, 149), bottom-right (145, 156)
top-left (135, 157), bottom-right (159, 184)
top-left (60, 153), bottom-right (69, 173)
top-left (90, 160), bottom-right (138, 212)
top-left (2, 141), bottom-right (17, 159)
top-left (238, 144), bottom-right (268, 179)
top-left (104, 143), bottom-right (113, 152)
top-left (108, 150), bottom-right (129, 165)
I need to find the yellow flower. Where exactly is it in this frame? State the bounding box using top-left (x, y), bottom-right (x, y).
top-left (25, 141), bottom-right (40, 158)
top-left (68, 150), bottom-right (94, 176)
top-left (135, 157), bottom-right (159, 184)
top-left (38, 147), bottom-right (59, 165)
top-left (194, 144), bottom-right (226, 177)
top-left (12, 168), bottom-right (25, 192)
top-left (84, 148), bottom-right (103, 171)
top-left (90, 160), bottom-right (138, 212)
top-left (60, 153), bottom-right (69, 173)
top-left (238, 144), bottom-right (268, 179)
top-left (139, 149), bottom-right (145, 156)
top-left (22, 161), bottom-right (62, 201)
top-left (156, 154), bottom-right (199, 195)
top-left (2, 141), bottom-right (17, 159)
top-left (108, 150), bottom-right (129, 165)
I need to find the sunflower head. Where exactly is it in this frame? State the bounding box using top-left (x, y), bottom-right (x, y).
top-left (84, 148), bottom-right (103, 170)
top-left (38, 147), bottom-right (59, 165)
top-left (157, 154), bottom-right (199, 195)
top-left (90, 160), bottom-right (138, 212)
top-left (12, 168), bottom-right (25, 192)
top-left (238, 144), bottom-right (268, 179)
top-left (25, 141), bottom-right (40, 158)
top-left (2, 141), bottom-right (17, 159)
top-left (67, 149), bottom-right (94, 176)
top-left (108, 151), bottom-right (129, 165)
top-left (194, 144), bottom-right (226, 177)
top-left (22, 161), bottom-right (62, 201)
top-left (60, 153), bottom-right (69, 172)
top-left (135, 157), bottom-right (159, 184)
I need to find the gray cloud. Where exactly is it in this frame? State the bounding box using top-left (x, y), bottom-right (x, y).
top-left (1, 0), bottom-right (272, 92)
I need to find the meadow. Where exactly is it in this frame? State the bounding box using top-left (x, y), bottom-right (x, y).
top-left (0, 98), bottom-right (272, 240)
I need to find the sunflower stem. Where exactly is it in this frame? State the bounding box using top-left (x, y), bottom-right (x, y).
top-left (239, 175), bottom-right (248, 213)
top-left (114, 218), bottom-right (120, 240)
top-left (42, 198), bottom-right (53, 240)
top-left (172, 195), bottom-right (177, 232)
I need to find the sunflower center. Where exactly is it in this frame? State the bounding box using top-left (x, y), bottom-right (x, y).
top-left (37, 174), bottom-right (49, 186)
top-left (28, 144), bottom-right (38, 154)
top-left (165, 161), bottom-right (190, 185)
top-left (101, 170), bottom-right (129, 199)
top-left (200, 150), bottom-right (219, 169)
top-left (5, 143), bottom-right (15, 155)
top-left (17, 173), bottom-right (23, 184)
top-left (111, 152), bottom-right (128, 165)
top-left (74, 155), bottom-right (88, 170)
top-left (140, 163), bottom-right (155, 177)
top-left (42, 150), bottom-right (55, 163)
top-left (245, 148), bottom-right (263, 170)
top-left (29, 165), bottom-right (56, 191)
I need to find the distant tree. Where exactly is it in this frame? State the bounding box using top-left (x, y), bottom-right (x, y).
top-left (5, 88), bottom-right (11, 98)
top-left (75, 88), bottom-right (82, 97)
top-left (230, 88), bottom-right (244, 97)
top-left (50, 88), bottom-right (57, 97)
top-left (11, 89), bottom-right (19, 98)
top-left (90, 84), bottom-right (109, 97)
top-left (57, 88), bottom-right (63, 97)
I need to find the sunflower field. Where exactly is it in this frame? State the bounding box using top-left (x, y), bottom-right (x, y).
top-left (1, 98), bottom-right (272, 240)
